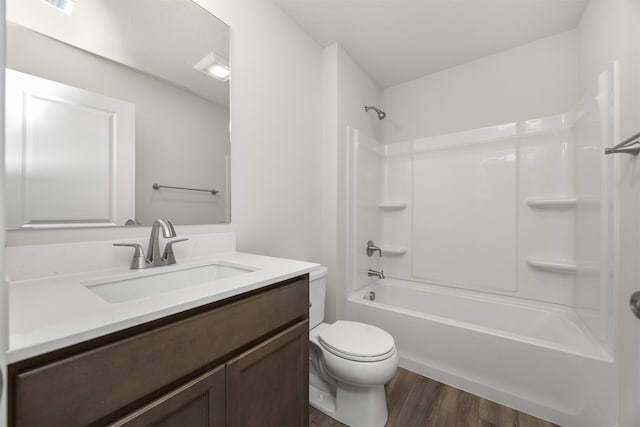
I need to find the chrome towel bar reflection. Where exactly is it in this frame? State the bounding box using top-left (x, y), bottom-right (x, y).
top-left (152, 183), bottom-right (219, 196)
top-left (605, 130), bottom-right (640, 155)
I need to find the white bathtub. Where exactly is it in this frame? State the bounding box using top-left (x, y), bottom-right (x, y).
top-left (347, 280), bottom-right (615, 427)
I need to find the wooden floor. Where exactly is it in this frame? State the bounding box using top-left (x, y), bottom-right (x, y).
top-left (309, 368), bottom-right (558, 427)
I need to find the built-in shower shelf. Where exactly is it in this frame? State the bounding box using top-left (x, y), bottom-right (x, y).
top-left (525, 198), bottom-right (577, 208)
top-left (378, 201), bottom-right (407, 210)
top-left (381, 246), bottom-right (408, 255)
top-left (525, 256), bottom-right (576, 273)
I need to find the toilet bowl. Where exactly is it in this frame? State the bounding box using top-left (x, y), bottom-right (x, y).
top-left (309, 266), bottom-right (398, 427)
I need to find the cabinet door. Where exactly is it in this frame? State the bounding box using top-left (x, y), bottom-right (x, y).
top-left (110, 365), bottom-right (225, 427)
top-left (227, 320), bottom-right (309, 427)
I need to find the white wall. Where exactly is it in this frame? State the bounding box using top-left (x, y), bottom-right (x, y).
top-left (189, 1), bottom-right (323, 262)
top-left (322, 45), bottom-right (339, 323)
top-left (323, 43), bottom-right (381, 321)
top-left (381, 30), bottom-right (579, 143)
top-left (578, 2), bottom-right (640, 426)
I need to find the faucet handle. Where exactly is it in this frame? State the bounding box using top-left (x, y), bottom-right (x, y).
top-left (162, 238), bottom-right (189, 265)
top-left (114, 243), bottom-right (148, 270)
top-left (366, 240), bottom-right (382, 257)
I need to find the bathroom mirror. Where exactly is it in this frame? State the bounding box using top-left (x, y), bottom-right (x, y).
top-left (5, 0), bottom-right (230, 229)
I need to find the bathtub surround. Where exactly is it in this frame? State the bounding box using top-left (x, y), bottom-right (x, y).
top-left (322, 44), bottom-right (381, 322)
top-left (578, 2), bottom-right (640, 425)
top-left (348, 113), bottom-right (584, 303)
top-left (573, 68), bottom-right (616, 350)
top-left (345, 61), bottom-right (618, 423)
top-left (369, 113), bottom-right (594, 306)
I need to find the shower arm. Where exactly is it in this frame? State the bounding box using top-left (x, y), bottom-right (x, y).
top-left (364, 105), bottom-right (387, 120)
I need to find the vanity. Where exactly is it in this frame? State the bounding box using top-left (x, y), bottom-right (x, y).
top-left (6, 232), bottom-right (316, 426)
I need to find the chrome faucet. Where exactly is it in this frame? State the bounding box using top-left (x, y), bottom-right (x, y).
top-left (366, 240), bottom-right (382, 257)
top-left (147, 219), bottom-right (176, 265)
top-left (114, 219), bottom-right (188, 269)
top-left (367, 269), bottom-right (385, 279)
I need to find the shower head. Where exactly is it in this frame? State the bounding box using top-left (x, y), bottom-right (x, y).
top-left (364, 105), bottom-right (387, 120)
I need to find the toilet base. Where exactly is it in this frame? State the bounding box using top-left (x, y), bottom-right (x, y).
top-left (309, 382), bottom-right (388, 427)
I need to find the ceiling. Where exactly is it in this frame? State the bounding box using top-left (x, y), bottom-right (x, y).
top-left (274, 0), bottom-right (587, 88)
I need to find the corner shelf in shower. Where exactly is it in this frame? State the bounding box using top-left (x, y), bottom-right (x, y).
top-left (525, 197), bottom-right (577, 209)
top-left (381, 245), bottom-right (407, 255)
top-left (378, 201), bottom-right (407, 211)
top-left (525, 256), bottom-right (576, 273)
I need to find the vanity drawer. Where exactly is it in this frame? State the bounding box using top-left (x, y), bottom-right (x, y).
top-left (12, 275), bottom-right (309, 426)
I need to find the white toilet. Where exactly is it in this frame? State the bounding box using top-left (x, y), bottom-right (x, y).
top-left (309, 266), bottom-right (398, 427)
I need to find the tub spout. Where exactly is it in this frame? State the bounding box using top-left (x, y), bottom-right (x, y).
top-left (368, 269), bottom-right (385, 279)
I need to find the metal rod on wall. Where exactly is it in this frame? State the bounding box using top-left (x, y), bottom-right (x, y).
top-left (605, 130), bottom-right (640, 156)
top-left (152, 183), bottom-right (219, 196)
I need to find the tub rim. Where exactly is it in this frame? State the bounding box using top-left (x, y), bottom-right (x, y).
top-left (348, 279), bottom-right (613, 363)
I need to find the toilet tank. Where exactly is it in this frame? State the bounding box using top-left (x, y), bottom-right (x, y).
top-left (309, 266), bottom-right (327, 329)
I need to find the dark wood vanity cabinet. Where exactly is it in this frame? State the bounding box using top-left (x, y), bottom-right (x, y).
top-left (112, 365), bottom-right (227, 427)
top-left (9, 275), bottom-right (309, 427)
top-left (227, 321), bottom-right (309, 426)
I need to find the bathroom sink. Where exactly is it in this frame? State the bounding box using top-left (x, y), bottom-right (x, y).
top-left (83, 262), bottom-right (257, 303)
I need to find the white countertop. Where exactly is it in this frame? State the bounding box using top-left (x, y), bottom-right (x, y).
top-left (8, 250), bottom-right (318, 364)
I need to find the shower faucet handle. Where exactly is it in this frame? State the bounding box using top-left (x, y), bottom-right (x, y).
top-left (366, 240), bottom-right (382, 257)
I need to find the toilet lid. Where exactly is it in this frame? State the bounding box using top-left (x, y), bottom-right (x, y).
top-left (319, 321), bottom-right (395, 362)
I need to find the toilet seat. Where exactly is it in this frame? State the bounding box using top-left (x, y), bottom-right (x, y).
top-left (319, 320), bottom-right (396, 362)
